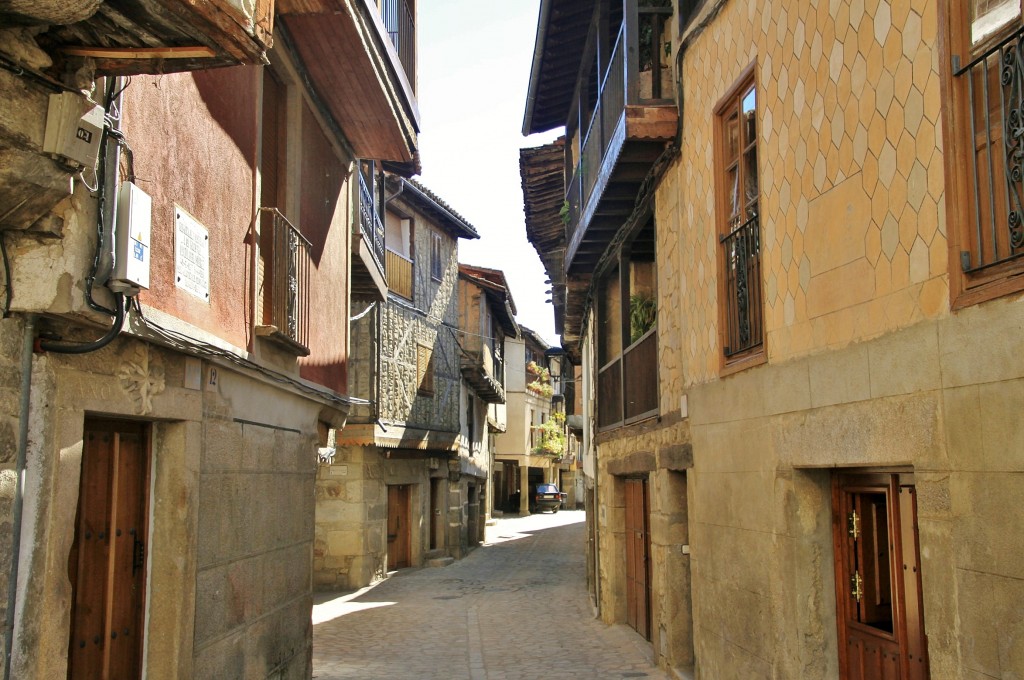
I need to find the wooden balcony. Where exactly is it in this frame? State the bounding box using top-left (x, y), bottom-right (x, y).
top-left (562, 2), bottom-right (677, 276)
top-left (460, 351), bottom-right (505, 405)
top-left (11, 0), bottom-right (273, 76)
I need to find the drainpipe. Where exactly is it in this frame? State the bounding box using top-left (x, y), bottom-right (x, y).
top-left (4, 314), bottom-right (36, 680)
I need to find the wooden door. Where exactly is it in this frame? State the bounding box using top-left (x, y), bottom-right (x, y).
top-left (624, 477), bottom-right (651, 640)
top-left (833, 473), bottom-right (929, 680)
top-left (429, 478), bottom-right (441, 551)
top-left (67, 420), bottom-right (151, 680)
top-left (387, 484), bottom-right (410, 570)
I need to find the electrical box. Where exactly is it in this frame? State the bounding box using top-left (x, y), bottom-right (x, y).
top-left (111, 182), bottom-right (152, 294)
top-left (42, 92), bottom-right (105, 170)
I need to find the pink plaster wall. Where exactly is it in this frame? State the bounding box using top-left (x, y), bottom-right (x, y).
top-left (122, 67), bottom-right (350, 395)
top-left (297, 101), bottom-right (348, 391)
top-left (123, 67), bottom-right (258, 350)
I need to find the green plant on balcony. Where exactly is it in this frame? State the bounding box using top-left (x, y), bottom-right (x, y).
top-left (630, 292), bottom-right (657, 343)
top-left (526, 360), bottom-right (554, 399)
top-left (532, 411), bottom-right (566, 458)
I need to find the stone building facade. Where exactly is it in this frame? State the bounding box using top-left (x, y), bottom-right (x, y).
top-left (494, 327), bottom-right (563, 515)
top-left (523, 0), bottom-right (1024, 678)
top-left (0, 1), bottom-right (419, 678)
top-left (316, 178), bottom-right (484, 590)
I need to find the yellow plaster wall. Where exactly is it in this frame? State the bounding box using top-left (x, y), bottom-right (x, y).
top-left (658, 0), bottom-right (945, 389)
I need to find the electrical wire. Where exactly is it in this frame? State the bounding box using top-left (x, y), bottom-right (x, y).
top-left (37, 293), bottom-right (125, 354)
top-left (128, 299), bottom-right (366, 409)
top-left (83, 78), bottom-right (119, 316)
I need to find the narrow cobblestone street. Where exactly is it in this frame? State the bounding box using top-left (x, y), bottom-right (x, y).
top-left (312, 511), bottom-right (669, 680)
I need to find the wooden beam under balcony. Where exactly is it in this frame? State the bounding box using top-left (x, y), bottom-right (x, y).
top-left (278, 0), bottom-right (419, 170)
top-left (20, 0), bottom-right (273, 76)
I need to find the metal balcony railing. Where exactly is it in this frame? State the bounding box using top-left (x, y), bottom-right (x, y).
top-left (380, 0), bottom-right (416, 88)
top-left (357, 171), bottom-right (386, 272)
top-left (720, 214), bottom-right (763, 358)
top-left (565, 1), bottom-right (673, 247)
top-left (259, 208), bottom-right (312, 350)
top-left (954, 24), bottom-right (1024, 273)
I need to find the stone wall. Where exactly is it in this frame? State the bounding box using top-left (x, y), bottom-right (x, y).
top-left (684, 296), bottom-right (1024, 678)
top-left (594, 413), bottom-right (692, 673)
top-left (626, 1), bottom-right (1024, 675)
top-left (1, 326), bottom-right (324, 680)
top-left (314, 446), bottom-right (439, 590)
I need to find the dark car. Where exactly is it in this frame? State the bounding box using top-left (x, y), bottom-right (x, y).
top-left (533, 483), bottom-right (562, 513)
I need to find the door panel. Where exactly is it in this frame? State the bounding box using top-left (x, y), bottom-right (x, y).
top-left (68, 420), bottom-right (150, 680)
top-left (833, 473), bottom-right (929, 680)
top-left (624, 477), bottom-right (650, 640)
top-left (387, 485), bottom-right (410, 570)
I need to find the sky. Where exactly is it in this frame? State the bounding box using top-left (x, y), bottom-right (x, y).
top-left (415, 1), bottom-right (563, 346)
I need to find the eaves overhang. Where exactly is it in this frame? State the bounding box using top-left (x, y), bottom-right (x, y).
top-left (458, 265), bottom-right (520, 338)
top-left (522, 0), bottom-right (592, 136)
top-left (278, 0), bottom-right (420, 172)
top-left (388, 177), bottom-right (480, 240)
top-left (519, 138), bottom-right (567, 335)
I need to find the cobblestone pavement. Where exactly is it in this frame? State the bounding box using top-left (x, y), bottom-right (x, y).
top-left (312, 510), bottom-right (669, 680)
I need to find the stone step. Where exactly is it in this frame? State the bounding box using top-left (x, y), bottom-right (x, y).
top-left (425, 556), bottom-right (454, 568)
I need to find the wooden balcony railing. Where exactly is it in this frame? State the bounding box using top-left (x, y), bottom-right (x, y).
top-left (258, 208), bottom-right (312, 352)
top-left (386, 248), bottom-right (413, 299)
top-left (623, 327), bottom-right (658, 420)
top-left (597, 326), bottom-right (657, 430)
top-left (358, 171), bottom-right (386, 272)
top-left (380, 0), bottom-right (416, 90)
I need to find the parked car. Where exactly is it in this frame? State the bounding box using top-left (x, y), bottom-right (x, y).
top-left (533, 483), bottom-right (562, 513)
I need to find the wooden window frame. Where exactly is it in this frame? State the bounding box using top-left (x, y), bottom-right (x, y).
top-left (713, 61), bottom-right (766, 375)
top-left (416, 342), bottom-right (434, 396)
top-left (941, 1), bottom-right (1024, 309)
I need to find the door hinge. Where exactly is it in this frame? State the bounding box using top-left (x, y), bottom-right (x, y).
top-left (847, 510), bottom-right (860, 540)
top-left (961, 251), bottom-right (972, 271)
top-left (850, 571), bottom-right (863, 603)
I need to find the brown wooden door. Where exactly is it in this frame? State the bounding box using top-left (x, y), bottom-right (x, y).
top-left (624, 477), bottom-right (651, 640)
top-left (387, 484), bottom-right (410, 570)
top-left (833, 473), bottom-right (929, 680)
top-left (67, 420), bottom-right (151, 680)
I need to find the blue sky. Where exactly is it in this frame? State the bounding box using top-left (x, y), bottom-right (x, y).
top-left (416, 1), bottom-right (562, 345)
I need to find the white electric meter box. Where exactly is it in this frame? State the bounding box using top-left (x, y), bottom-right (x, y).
top-left (42, 92), bottom-right (105, 170)
top-left (111, 182), bottom-right (152, 293)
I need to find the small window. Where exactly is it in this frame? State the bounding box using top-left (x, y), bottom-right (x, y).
top-left (416, 343), bottom-right (434, 395)
top-left (430, 231), bottom-right (443, 281)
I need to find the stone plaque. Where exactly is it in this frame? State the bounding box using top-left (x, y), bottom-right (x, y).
top-left (174, 206), bottom-right (210, 302)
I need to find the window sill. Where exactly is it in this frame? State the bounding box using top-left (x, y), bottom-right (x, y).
top-left (255, 324), bottom-right (310, 357)
top-left (952, 268), bottom-right (1024, 311)
top-left (719, 347), bottom-right (766, 378)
